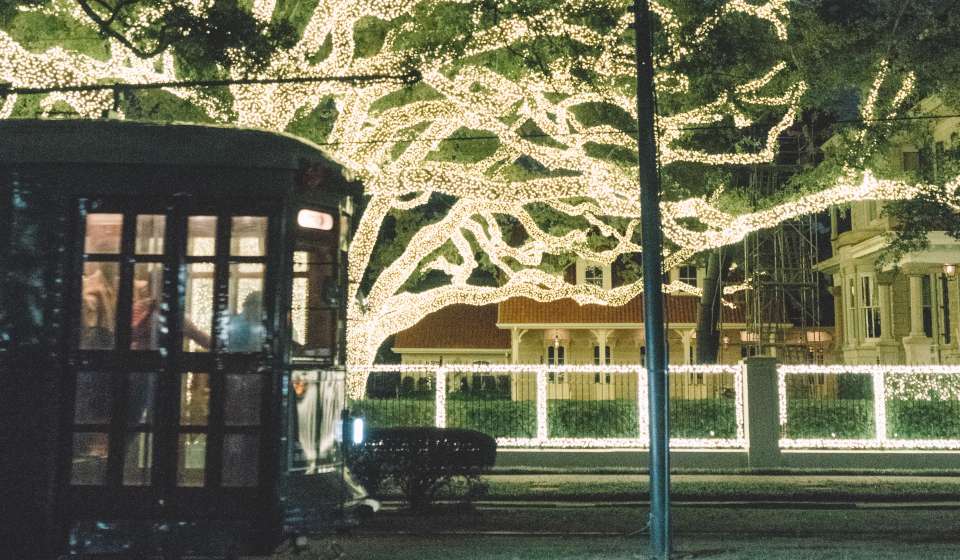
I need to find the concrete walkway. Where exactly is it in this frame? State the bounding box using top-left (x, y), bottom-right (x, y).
top-left (486, 473), bottom-right (960, 485)
top-left (262, 534), bottom-right (960, 560)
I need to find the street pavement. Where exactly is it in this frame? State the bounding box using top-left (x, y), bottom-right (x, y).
top-left (252, 474), bottom-right (960, 559)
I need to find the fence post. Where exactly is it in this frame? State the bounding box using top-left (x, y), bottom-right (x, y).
top-left (435, 367), bottom-right (447, 428)
top-left (743, 357), bottom-right (781, 468)
top-left (536, 368), bottom-right (548, 441)
top-left (872, 371), bottom-right (887, 444)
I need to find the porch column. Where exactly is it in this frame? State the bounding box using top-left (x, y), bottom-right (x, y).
top-left (828, 285), bottom-right (843, 349)
top-left (510, 328), bottom-right (527, 364)
top-left (678, 329), bottom-right (695, 365)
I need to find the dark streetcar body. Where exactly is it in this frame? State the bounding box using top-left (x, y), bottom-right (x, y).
top-left (0, 120), bottom-right (366, 558)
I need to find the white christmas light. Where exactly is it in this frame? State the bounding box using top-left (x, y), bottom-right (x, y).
top-left (778, 365), bottom-right (960, 450)
top-left (350, 363), bottom-right (746, 449)
top-left (435, 367), bottom-right (446, 429)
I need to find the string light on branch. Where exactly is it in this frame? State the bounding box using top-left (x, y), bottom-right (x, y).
top-left (2, 0), bottom-right (956, 396)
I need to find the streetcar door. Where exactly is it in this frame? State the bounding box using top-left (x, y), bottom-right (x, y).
top-left (65, 200), bottom-right (279, 551)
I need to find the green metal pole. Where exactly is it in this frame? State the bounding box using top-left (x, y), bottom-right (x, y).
top-left (633, 1), bottom-right (671, 558)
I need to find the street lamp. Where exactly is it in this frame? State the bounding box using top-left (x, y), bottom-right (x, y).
top-left (634, 1), bottom-right (670, 558)
top-left (945, 265), bottom-right (958, 348)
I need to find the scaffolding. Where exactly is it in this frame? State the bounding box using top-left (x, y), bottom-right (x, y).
top-left (742, 165), bottom-right (825, 364)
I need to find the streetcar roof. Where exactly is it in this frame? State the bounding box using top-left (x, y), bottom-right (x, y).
top-left (0, 119), bottom-right (351, 175)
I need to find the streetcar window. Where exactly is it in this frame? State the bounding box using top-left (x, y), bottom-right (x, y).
top-left (230, 216), bottom-right (267, 256)
top-left (222, 434), bottom-right (259, 487)
top-left (83, 213), bottom-right (122, 254)
top-left (292, 211), bottom-right (339, 361)
top-left (223, 264), bottom-right (266, 352)
top-left (80, 262), bottom-right (119, 350)
top-left (134, 214), bottom-right (165, 254)
top-left (71, 433), bottom-right (109, 485)
top-left (186, 216), bottom-right (216, 256)
top-left (130, 263), bottom-right (163, 351)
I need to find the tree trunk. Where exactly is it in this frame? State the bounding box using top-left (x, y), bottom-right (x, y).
top-left (696, 249), bottom-right (725, 363)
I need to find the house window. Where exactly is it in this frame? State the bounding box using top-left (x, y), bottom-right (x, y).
top-left (593, 345), bottom-right (611, 383)
top-left (860, 276), bottom-right (881, 339)
top-left (922, 275), bottom-right (934, 338)
top-left (679, 265), bottom-right (697, 287)
top-left (846, 277), bottom-right (857, 341)
top-left (585, 266), bottom-right (604, 287)
top-left (835, 207), bottom-right (852, 235)
top-left (951, 132), bottom-right (958, 149)
top-left (902, 151), bottom-right (920, 172)
top-left (546, 345), bottom-right (565, 383)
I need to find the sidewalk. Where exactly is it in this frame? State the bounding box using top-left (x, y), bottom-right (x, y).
top-left (263, 534), bottom-right (960, 560)
top-left (420, 472), bottom-right (960, 503)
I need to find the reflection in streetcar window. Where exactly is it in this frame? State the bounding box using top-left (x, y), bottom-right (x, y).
top-left (134, 214), bottom-right (165, 255)
top-left (223, 263), bottom-right (265, 352)
top-left (187, 216), bottom-right (216, 256)
top-left (290, 371), bottom-right (344, 474)
top-left (83, 213), bottom-right (122, 254)
top-left (80, 262), bottom-right (119, 350)
top-left (131, 263), bottom-right (163, 350)
top-left (230, 216), bottom-right (268, 256)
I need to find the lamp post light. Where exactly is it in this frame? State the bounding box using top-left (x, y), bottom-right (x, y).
top-left (946, 265), bottom-right (959, 347)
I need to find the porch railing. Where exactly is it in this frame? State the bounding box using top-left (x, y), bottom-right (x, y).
top-left (348, 363), bottom-right (746, 449)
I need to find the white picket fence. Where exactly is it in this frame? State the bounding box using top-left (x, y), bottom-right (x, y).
top-left (347, 362), bottom-right (960, 452)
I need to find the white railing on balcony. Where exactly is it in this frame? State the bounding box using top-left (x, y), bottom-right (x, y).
top-left (347, 363), bottom-right (746, 449)
top-left (778, 365), bottom-right (960, 450)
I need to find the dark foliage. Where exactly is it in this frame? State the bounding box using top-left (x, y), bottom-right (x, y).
top-left (888, 400), bottom-right (960, 439)
top-left (784, 399), bottom-right (875, 439)
top-left (72, 0), bottom-right (296, 73)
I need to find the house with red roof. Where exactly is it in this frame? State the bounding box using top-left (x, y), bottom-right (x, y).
top-left (392, 263), bottom-right (754, 400)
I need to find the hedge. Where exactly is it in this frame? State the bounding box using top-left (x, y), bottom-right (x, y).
top-left (782, 398), bottom-right (875, 439)
top-left (352, 397), bottom-right (737, 439)
top-left (887, 400), bottom-right (960, 439)
top-left (348, 427), bottom-right (496, 510)
top-left (354, 396), bottom-right (960, 442)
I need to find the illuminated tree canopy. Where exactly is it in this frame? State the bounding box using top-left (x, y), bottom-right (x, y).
top-left (2, 1), bottom-right (959, 395)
